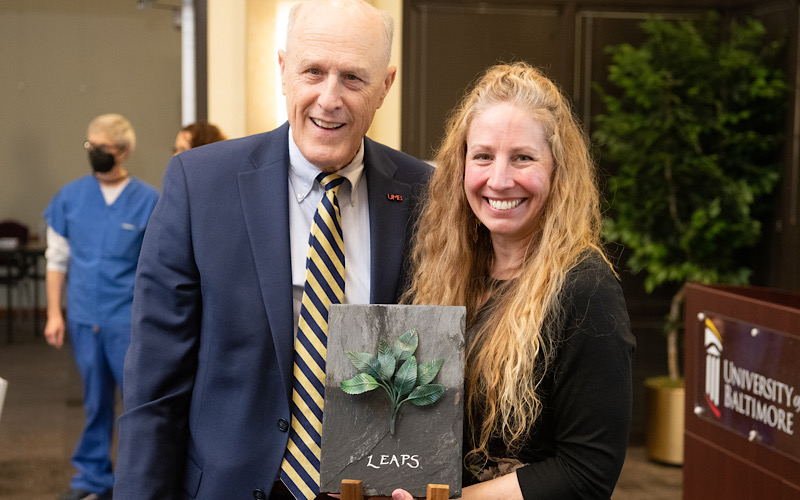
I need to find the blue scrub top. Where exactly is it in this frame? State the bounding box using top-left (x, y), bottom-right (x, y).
top-left (44, 175), bottom-right (159, 327)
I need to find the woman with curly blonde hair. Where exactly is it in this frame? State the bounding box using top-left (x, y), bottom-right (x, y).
top-left (398, 62), bottom-right (634, 499)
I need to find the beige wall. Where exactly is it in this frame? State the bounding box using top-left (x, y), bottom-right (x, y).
top-left (370, 0), bottom-right (403, 148)
top-left (208, 0), bottom-right (403, 148)
top-left (0, 1), bottom-right (181, 234)
top-left (208, 0), bottom-right (247, 139)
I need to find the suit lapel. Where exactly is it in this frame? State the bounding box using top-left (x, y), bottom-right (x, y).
top-left (364, 139), bottom-right (413, 304)
top-left (237, 129), bottom-right (414, 399)
top-left (238, 124), bottom-right (295, 400)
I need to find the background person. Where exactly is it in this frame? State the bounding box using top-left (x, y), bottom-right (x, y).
top-left (43, 113), bottom-right (159, 500)
top-left (173, 121), bottom-right (227, 155)
top-left (114, 1), bottom-right (431, 499)
top-left (398, 62), bottom-right (635, 499)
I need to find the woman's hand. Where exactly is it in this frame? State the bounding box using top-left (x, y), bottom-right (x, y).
top-left (381, 489), bottom-right (415, 500)
top-left (330, 488), bottom-right (418, 500)
top-left (353, 489), bottom-right (415, 500)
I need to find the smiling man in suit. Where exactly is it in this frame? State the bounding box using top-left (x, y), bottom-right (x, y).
top-left (114, 1), bottom-right (431, 499)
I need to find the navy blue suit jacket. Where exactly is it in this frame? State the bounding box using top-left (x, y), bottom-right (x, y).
top-left (115, 123), bottom-right (431, 499)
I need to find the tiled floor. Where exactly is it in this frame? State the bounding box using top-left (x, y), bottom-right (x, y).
top-left (0, 315), bottom-right (682, 499)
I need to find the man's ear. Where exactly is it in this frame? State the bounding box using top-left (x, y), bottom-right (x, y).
top-left (278, 50), bottom-right (287, 95)
top-left (117, 146), bottom-right (131, 164)
top-left (376, 66), bottom-right (397, 109)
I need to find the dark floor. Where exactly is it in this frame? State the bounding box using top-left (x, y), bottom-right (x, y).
top-left (0, 314), bottom-right (682, 500)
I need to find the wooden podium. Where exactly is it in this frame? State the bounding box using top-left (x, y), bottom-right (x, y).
top-left (684, 284), bottom-right (800, 498)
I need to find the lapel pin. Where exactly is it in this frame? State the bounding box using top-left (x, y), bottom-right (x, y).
top-left (387, 193), bottom-right (403, 202)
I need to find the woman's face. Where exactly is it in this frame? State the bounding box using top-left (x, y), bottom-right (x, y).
top-left (173, 131), bottom-right (193, 155)
top-left (464, 102), bottom-right (554, 249)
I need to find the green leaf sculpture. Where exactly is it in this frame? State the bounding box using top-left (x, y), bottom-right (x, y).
top-left (340, 328), bottom-right (445, 435)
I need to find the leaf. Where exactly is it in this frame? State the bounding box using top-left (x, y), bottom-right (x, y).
top-left (393, 356), bottom-right (417, 397)
top-left (393, 329), bottom-right (419, 361)
top-left (378, 350), bottom-right (397, 381)
top-left (377, 339), bottom-right (391, 358)
top-left (346, 351), bottom-right (381, 379)
top-left (341, 373), bottom-right (380, 394)
top-left (417, 359), bottom-right (444, 386)
top-left (406, 384), bottom-right (446, 406)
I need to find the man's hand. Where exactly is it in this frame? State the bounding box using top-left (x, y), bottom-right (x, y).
top-left (43, 313), bottom-right (65, 348)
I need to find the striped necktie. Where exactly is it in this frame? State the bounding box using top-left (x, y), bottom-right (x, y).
top-left (280, 172), bottom-right (346, 500)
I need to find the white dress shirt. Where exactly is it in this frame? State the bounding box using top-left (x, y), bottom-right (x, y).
top-left (287, 129), bottom-right (371, 334)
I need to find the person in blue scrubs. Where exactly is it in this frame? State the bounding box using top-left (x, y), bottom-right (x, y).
top-left (43, 113), bottom-right (159, 500)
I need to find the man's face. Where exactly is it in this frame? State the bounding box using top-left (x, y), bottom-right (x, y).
top-left (279, 5), bottom-right (396, 172)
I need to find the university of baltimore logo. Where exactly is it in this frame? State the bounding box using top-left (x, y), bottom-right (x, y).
top-left (698, 314), bottom-right (799, 440)
top-left (704, 317), bottom-right (723, 418)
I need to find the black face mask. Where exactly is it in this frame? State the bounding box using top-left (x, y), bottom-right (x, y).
top-left (89, 149), bottom-right (116, 173)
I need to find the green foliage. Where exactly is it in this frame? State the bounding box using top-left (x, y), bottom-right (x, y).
top-left (593, 12), bottom-right (787, 294)
top-left (340, 328), bottom-right (445, 435)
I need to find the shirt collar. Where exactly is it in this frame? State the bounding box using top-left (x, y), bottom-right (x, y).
top-left (288, 127), bottom-right (365, 206)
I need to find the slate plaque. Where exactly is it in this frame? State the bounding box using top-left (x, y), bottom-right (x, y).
top-left (320, 304), bottom-right (465, 498)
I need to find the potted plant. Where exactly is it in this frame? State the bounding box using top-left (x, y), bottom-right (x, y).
top-left (591, 12), bottom-right (788, 464)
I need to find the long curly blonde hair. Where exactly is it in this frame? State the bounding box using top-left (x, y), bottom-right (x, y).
top-left (402, 62), bottom-right (606, 470)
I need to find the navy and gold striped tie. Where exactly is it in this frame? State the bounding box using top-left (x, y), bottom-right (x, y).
top-left (280, 172), bottom-right (346, 500)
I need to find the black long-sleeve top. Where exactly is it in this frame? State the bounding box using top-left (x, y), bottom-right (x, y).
top-left (463, 251), bottom-right (635, 499)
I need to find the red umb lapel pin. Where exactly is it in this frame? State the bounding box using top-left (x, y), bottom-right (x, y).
top-left (387, 193), bottom-right (403, 202)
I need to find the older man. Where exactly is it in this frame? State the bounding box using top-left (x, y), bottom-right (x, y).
top-left (114, 1), bottom-right (431, 499)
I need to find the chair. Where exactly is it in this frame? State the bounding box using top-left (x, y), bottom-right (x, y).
top-left (0, 220), bottom-right (31, 343)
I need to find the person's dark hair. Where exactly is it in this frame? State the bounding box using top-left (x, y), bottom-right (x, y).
top-left (182, 122), bottom-right (227, 148)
